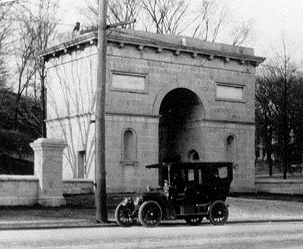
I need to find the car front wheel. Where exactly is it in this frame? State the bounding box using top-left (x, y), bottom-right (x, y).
top-left (138, 201), bottom-right (162, 227)
top-left (115, 203), bottom-right (135, 227)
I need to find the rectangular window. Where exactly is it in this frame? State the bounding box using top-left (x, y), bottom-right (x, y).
top-left (198, 169), bottom-right (203, 185)
top-left (187, 169), bottom-right (195, 181)
top-left (216, 84), bottom-right (244, 101)
top-left (78, 150), bottom-right (86, 179)
top-left (218, 166), bottom-right (228, 179)
top-left (112, 72), bottom-right (147, 93)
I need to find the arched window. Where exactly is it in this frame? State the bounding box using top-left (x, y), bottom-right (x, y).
top-left (188, 149), bottom-right (200, 162)
top-left (123, 129), bottom-right (136, 163)
top-left (226, 135), bottom-right (237, 166)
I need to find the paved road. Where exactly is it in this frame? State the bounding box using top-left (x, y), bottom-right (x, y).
top-left (1, 221), bottom-right (303, 248)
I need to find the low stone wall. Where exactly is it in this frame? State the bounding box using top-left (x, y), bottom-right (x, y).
top-left (255, 178), bottom-right (303, 195)
top-left (0, 175), bottom-right (94, 206)
top-left (2, 174), bottom-right (303, 206)
top-left (0, 175), bottom-right (39, 206)
top-left (63, 179), bottom-right (94, 194)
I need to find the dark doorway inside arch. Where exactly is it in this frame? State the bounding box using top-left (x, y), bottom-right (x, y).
top-left (159, 88), bottom-right (204, 165)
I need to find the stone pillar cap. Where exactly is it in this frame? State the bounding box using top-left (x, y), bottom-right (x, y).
top-left (30, 138), bottom-right (67, 149)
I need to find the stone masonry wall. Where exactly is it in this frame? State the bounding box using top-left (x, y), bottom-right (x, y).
top-left (45, 31), bottom-right (259, 192)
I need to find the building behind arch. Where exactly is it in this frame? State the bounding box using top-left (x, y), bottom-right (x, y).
top-left (40, 28), bottom-right (265, 193)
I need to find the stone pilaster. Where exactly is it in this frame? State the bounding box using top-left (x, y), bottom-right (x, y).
top-left (30, 138), bottom-right (67, 207)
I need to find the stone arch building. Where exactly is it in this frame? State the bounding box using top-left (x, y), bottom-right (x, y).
top-left (40, 28), bottom-right (264, 192)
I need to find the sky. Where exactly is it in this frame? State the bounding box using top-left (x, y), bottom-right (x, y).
top-left (58, 0), bottom-right (303, 64)
top-left (220, 0), bottom-right (303, 63)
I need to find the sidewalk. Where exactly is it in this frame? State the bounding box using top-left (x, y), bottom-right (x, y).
top-left (0, 195), bottom-right (303, 230)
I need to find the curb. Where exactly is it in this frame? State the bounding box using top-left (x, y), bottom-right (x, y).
top-left (0, 219), bottom-right (118, 230)
top-left (1, 218), bottom-right (303, 230)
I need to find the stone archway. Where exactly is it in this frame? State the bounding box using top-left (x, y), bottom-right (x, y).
top-left (159, 88), bottom-right (204, 163)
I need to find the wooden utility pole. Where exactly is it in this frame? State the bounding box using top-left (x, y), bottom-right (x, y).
top-left (282, 39), bottom-right (288, 180)
top-left (95, 0), bottom-right (108, 223)
top-left (40, 58), bottom-right (47, 138)
top-left (283, 63), bottom-right (288, 180)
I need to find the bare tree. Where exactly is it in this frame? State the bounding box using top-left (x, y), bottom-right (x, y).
top-left (0, 0), bottom-right (17, 51)
top-left (81, 0), bottom-right (252, 45)
top-left (230, 19), bottom-right (254, 46)
top-left (0, 58), bottom-right (7, 89)
top-left (10, 0), bottom-right (59, 133)
top-left (0, 0), bottom-right (18, 89)
top-left (192, 0), bottom-right (229, 42)
top-left (82, 0), bottom-right (189, 34)
top-left (141, 0), bottom-right (189, 34)
top-left (255, 35), bottom-right (303, 179)
top-left (108, 0), bottom-right (141, 28)
top-left (82, 0), bottom-right (141, 29)
top-left (35, 0), bottom-right (59, 136)
top-left (12, 10), bottom-right (37, 129)
top-left (191, 0), bottom-right (254, 45)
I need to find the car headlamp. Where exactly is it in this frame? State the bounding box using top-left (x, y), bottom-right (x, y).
top-left (133, 196), bottom-right (143, 206)
top-left (122, 197), bottom-right (133, 205)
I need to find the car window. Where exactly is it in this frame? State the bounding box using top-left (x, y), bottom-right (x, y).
top-left (188, 169), bottom-right (195, 181)
top-left (218, 166), bottom-right (228, 179)
top-left (198, 169), bottom-right (203, 185)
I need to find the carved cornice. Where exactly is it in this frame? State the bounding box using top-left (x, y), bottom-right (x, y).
top-left (39, 29), bottom-right (265, 66)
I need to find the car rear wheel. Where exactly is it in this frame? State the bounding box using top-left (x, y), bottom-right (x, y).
top-left (115, 203), bottom-right (135, 227)
top-left (185, 216), bottom-right (203, 226)
top-left (209, 200), bottom-right (228, 225)
top-left (138, 201), bottom-right (162, 227)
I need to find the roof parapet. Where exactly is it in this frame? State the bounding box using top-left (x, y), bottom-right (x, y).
top-left (39, 28), bottom-right (265, 66)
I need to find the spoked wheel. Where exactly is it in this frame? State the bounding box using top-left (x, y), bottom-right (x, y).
top-left (115, 203), bottom-right (135, 227)
top-left (209, 200), bottom-right (229, 225)
top-left (185, 216), bottom-right (203, 226)
top-left (138, 201), bottom-right (162, 227)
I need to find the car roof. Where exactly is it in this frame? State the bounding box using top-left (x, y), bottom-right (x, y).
top-left (146, 162), bottom-right (233, 169)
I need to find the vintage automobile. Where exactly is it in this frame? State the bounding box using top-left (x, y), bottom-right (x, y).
top-left (115, 161), bottom-right (233, 227)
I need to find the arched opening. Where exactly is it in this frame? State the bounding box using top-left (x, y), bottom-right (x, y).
top-left (188, 149), bottom-right (200, 162)
top-left (159, 88), bottom-right (204, 163)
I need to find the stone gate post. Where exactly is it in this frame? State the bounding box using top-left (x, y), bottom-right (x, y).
top-left (30, 138), bottom-right (67, 207)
